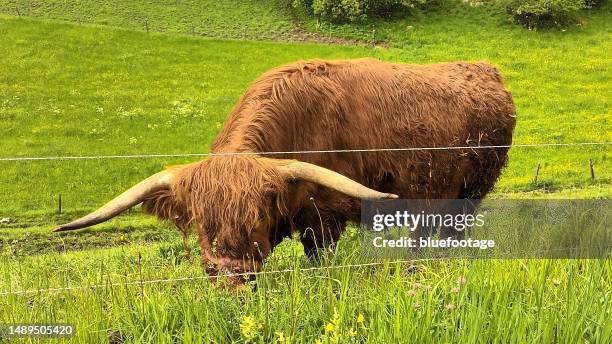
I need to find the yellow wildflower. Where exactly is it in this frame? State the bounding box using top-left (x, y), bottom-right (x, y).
top-left (239, 315), bottom-right (262, 341)
top-left (275, 331), bottom-right (287, 343)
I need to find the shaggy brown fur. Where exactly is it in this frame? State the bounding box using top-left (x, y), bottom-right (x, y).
top-left (147, 58), bottom-right (516, 274)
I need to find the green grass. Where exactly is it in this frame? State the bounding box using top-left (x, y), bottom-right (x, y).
top-left (1, 201), bottom-right (610, 342)
top-left (0, 16), bottom-right (377, 217)
top-left (0, 14), bottom-right (609, 220)
top-left (0, 1), bottom-right (611, 342)
top-left (1, 231), bottom-right (610, 343)
top-left (0, 0), bottom-right (299, 41)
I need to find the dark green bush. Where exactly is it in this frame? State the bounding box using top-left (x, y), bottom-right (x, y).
top-left (291, 0), bottom-right (427, 22)
top-left (583, 0), bottom-right (603, 7)
top-left (503, 0), bottom-right (586, 28)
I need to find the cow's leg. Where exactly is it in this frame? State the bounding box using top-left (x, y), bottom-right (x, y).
top-left (297, 212), bottom-right (344, 259)
top-left (439, 199), bottom-right (481, 239)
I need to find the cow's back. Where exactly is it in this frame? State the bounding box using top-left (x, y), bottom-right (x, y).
top-left (212, 58), bottom-right (516, 201)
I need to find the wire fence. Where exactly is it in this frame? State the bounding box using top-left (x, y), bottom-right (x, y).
top-left (0, 140), bottom-right (607, 218)
top-left (0, 141), bottom-right (610, 162)
top-left (1, 246), bottom-right (608, 297)
top-left (0, 142), bottom-right (609, 297)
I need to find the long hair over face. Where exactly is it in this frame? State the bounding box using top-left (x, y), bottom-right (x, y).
top-left (141, 179), bottom-right (191, 231)
top-left (171, 156), bottom-right (288, 259)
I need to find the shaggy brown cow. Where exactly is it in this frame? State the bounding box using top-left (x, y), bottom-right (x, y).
top-left (55, 58), bottom-right (516, 278)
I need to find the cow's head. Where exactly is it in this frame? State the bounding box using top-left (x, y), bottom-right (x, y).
top-left (54, 156), bottom-right (397, 281)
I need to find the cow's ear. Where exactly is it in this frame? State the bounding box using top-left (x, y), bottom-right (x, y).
top-left (142, 189), bottom-right (191, 229)
top-left (274, 159), bottom-right (399, 200)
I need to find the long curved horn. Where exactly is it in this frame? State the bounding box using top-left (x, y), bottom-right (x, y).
top-left (53, 170), bottom-right (174, 232)
top-left (277, 160), bottom-right (398, 200)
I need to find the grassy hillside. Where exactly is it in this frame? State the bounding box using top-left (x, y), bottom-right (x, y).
top-left (0, 12), bottom-right (609, 220)
top-left (0, 0), bottom-right (300, 40)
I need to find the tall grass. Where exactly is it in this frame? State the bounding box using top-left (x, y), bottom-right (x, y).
top-left (2, 204), bottom-right (610, 342)
top-left (1, 233), bottom-right (610, 342)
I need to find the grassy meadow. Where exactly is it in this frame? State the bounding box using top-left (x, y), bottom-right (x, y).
top-left (2, 238), bottom-right (610, 343)
top-left (0, 0), bottom-right (299, 40)
top-left (0, 0), bottom-right (610, 342)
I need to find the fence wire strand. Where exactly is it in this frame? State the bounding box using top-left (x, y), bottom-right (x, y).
top-left (1, 246), bottom-right (607, 297)
top-left (0, 141), bottom-right (609, 296)
top-left (0, 142), bottom-right (610, 162)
